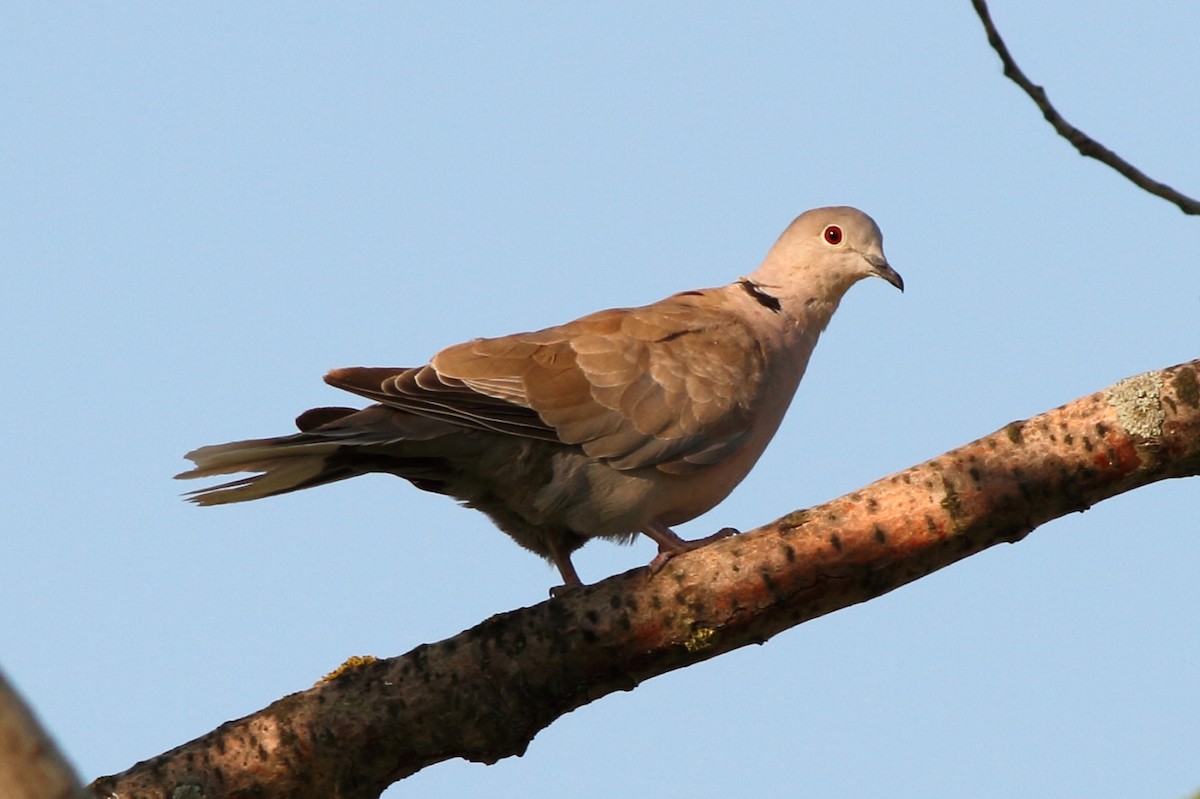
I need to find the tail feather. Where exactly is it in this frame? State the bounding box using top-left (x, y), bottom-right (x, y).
top-left (179, 405), bottom-right (474, 506)
top-left (179, 438), bottom-right (341, 478)
top-left (177, 436), bottom-right (349, 505)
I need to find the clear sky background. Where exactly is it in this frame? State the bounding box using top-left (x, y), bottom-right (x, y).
top-left (3, 3), bottom-right (1198, 797)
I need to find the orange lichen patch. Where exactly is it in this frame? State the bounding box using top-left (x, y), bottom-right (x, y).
top-left (1088, 424), bottom-right (1140, 475)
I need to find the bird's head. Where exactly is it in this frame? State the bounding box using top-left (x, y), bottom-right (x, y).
top-left (751, 206), bottom-right (903, 304)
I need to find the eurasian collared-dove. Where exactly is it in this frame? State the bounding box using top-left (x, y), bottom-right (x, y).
top-left (178, 206), bottom-right (902, 588)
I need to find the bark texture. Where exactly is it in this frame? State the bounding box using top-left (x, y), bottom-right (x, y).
top-left (90, 359), bottom-right (1200, 799)
top-left (0, 670), bottom-right (86, 799)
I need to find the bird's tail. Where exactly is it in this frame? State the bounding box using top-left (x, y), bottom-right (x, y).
top-left (177, 406), bottom-right (390, 505)
top-left (176, 434), bottom-right (358, 505)
top-left (178, 405), bottom-right (469, 505)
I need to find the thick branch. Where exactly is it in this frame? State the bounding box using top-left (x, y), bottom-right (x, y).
top-left (92, 360), bottom-right (1200, 799)
top-left (970, 0), bottom-right (1200, 215)
top-left (0, 669), bottom-right (86, 799)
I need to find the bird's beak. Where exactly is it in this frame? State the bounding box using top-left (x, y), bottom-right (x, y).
top-left (866, 253), bottom-right (904, 292)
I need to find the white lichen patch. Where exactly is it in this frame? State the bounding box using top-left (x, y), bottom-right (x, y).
top-left (1104, 372), bottom-right (1164, 440)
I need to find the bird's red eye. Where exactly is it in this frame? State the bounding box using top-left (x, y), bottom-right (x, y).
top-left (824, 225), bottom-right (843, 245)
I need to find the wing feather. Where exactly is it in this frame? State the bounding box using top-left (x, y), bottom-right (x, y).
top-left (325, 289), bottom-right (767, 472)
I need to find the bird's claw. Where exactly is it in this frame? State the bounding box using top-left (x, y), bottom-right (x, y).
top-left (646, 526), bottom-right (739, 575)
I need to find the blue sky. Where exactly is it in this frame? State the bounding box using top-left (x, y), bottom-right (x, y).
top-left (2, 3), bottom-right (1197, 797)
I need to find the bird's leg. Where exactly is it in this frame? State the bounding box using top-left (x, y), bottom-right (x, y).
top-left (547, 543), bottom-right (584, 597)
top-left (642, 521), bottom-right (737, 574)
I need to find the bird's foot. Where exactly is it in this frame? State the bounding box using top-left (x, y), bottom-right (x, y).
top-left (548, 582), bottom-right (581, 599)
top-left (644, 523), bottom-right (739, 574)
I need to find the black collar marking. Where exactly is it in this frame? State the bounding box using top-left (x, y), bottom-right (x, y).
top-left (738, 279), bottom-right (782, 312)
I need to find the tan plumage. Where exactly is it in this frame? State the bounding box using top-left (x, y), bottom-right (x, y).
top-left (179, 206), bottom-right (903, 588)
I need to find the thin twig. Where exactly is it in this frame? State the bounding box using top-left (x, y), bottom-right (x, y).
top-left (971, 0), bottom-right (1200, 215)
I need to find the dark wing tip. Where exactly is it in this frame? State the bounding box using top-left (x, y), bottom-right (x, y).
top-left (295, 406), bottom-right (359, 432)
top-left (324, 366), bottom-right (409, 394)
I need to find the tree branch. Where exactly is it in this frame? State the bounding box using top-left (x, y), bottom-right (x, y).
top-left (970, 0), bottom-right (1200, 215)
top-left (91, 359), bottom-right (1200, 799)
top-left (0, 668), bottom-right (86, 799)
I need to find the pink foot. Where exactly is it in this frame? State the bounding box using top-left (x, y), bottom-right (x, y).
top-left (643, 523), bottom-right (738, 574)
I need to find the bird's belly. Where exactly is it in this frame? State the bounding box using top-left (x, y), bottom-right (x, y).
top-left (540, 435), bottom-right (766, 539)
top-left (472, 351), bottom-right (804, 544)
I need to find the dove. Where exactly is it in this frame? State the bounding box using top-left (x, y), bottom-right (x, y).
top-left (178, 206), bottom-right (902, 589)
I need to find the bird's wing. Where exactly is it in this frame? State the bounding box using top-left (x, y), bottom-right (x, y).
top-left (325, 288), bottom-right (769, 473)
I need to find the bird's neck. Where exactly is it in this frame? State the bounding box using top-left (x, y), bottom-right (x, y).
top-left (736, 273), bottom-right (850, 347)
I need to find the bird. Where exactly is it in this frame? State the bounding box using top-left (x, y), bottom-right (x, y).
top-left (177, 206), bottom-right (903, 590)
